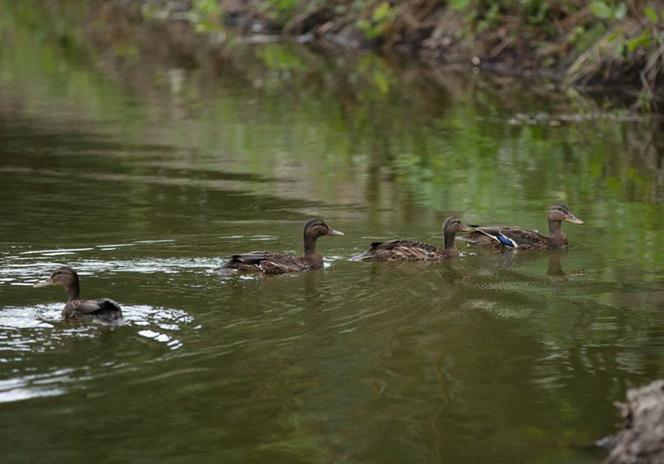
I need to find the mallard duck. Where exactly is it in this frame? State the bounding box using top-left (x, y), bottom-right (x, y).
top-left (33, 266), bottom-right (123, 323)
top-left (351, 216), bottom-right (471, 261)
top-left (221, 219), bottom-right (344, 274)
top-left (464, 203), bottom-right (583, 250)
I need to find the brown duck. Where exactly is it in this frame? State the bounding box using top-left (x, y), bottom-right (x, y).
top-left (34, 266), bottom-right (123, 323)
top-left (351, 216), bottom-right (471, 261)
top-left (464, 203), bottom-right (583, 250)
top-left (221, 219), bottom-right (344, 274)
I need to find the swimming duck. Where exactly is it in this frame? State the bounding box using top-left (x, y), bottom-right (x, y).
top-left (351, 216), bottom-right (471, 261)
top-left (33, 266), bottom-right (123, 323)
top-left (464, 203), bottom-right (583, 250)
top-left (221, 219), bottom-right (344, 274)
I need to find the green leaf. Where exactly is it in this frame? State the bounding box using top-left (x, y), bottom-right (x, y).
top-left (590, 1), bottom-right (613, 19)
top-left (372, 1), bottom-right (392, 22)
top-left (449, 0), bottom-right (471, 12)
top-left (627, 30), bottom-right (651, 52)
top-left (614, 3), bottom-right (627, 20)
top-left (644, 5), bottom-right (658, 23)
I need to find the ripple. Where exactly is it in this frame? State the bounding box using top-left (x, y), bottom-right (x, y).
top-left (0, 257), bottom-right (222, 284)
top-left (0, 303), bottom-right (196, 352)
top-left (0, 369), bottom-right (73, 404)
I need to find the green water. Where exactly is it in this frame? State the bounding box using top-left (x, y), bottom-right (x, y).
top-left (2, 2), bottom-right (664, 463)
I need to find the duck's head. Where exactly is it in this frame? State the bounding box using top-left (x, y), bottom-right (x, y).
top-left (33, 266), bottom-right (79, 289)
top-left (303, 219), bottom-right (344, 240)
top-left (548, 203), bottom-right (583, 225)
top-left (442, 216), bottom-right (472, 248)
top-left (442, 216), bottom-right (473, 236)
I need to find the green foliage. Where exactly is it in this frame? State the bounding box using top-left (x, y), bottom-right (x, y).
top-left (644, 5), bottom-right (659, 23)
top-left (445, 0), bottom-right (556, 34)
top-left (589, 1), bottom-right (626, 20)
top-left (263, 0), bottom-right (300, 24)
top-left (192, 0), bottom-right (220, 17)
top-left (589, 1), bottom-right (612, 19)
top-left (626, 30), bottom-right (652, 53)
top-left (525, 0), bottom-right (550, 26)
top-left (449, 0), bottom-right (471, 11)
top-left (357, 1), bottom-right (395, 40)
top-left (476, 2), bottom-right (501, 33)
top-left (191, 0), bottom-right (224, 33)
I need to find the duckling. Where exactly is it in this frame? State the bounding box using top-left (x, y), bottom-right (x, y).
top-left (34, 266), bottom-right (122, 323)
top-left (464, 203), bottom-right (583, 250)
top-left (352, 216), bottom-right (471, 261)
top-left (221, 219), bottom-right (344, 274)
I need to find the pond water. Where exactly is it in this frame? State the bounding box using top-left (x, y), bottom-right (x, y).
top-left (1, 1), bottom-right (664, 463)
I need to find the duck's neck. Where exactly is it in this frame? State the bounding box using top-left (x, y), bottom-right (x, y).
top-left (443, 231), bottom-right (456, 250)
top-left (65, 279), bottom-right (80, 302)
top-left (304, 234), bottom-right (323, 266)
top-left (548, 219), bottom-right (567, 246)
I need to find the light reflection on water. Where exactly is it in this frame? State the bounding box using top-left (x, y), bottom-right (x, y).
top-left (0, 0), bottom-right (663, 462)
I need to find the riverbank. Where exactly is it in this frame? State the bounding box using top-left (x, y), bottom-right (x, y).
top-left (133, 0), bottom-right (663, 110)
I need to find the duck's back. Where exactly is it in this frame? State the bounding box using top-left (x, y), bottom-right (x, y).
top-left (63, 298), bottom-right (123, 323)
top-left (222, 251), bottom-right (312, 274)
top-left (466, 226), bottom-right (552, 249)
top-left (359, 239), bottom-right (448, 261)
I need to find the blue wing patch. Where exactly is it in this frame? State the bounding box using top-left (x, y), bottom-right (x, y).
top-left (494, 232), bottom-right (517, 248)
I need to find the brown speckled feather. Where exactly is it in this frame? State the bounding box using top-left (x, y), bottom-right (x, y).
top-left (223, 251), bottom-right (313, 274)
top-left (358, 240), bottom-right (457, 262)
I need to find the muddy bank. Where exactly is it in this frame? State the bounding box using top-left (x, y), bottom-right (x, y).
top-left (602, 380), bottom-right (664, 464)
top-left (128, 0), bottom-right (663, 109)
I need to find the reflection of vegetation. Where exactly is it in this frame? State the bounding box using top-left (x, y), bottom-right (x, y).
top-left (1, 0), bottom-right (663, 249)
top-left (256, 44), bottom-right (308, 72)
top-left (0, 0), bottom-right (141, 123)
top-left (258, 406), bottom-right (333, 463)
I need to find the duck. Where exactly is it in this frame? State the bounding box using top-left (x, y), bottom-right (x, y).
top-left (351, 216), bottom-right (471, 261)
top-left (33, 266), bottom-right (123, 323)
top-left (220, 219), bottom-right (344, 274)
top-left (464, 203), bottom-right (583, 250)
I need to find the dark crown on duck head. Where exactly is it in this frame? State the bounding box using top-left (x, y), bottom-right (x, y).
top-left (304, 219), bottom-right (326, 229)
top-left (303, 219), bottom-right (344, 237)
top-left (442, 216), bottom-right (469, 234)
top-left (548, 203), bottom-right (583, 224)
top-left (549, 203), bottom-right (571, 213)
top-left (304, 219), bottom-right (327, 238)
top-left (443, 216), bottom-right (458, 231)
top-left (49, 266), bottom-right (78, 285)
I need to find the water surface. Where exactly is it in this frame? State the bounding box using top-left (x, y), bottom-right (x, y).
top-left (1, 1), bottom-right (664, 463)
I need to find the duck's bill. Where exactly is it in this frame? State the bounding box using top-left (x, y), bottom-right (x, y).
top-left (33, 278), bottom-right (53, 288)
top-left (327, 228), bottom-right (344, 236)
top-left (565, 214), bottom-right (584, 224)
top-left (460, 225), bottom-right (475, 233)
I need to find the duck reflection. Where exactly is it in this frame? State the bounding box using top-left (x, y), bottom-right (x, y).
top-left (491, 248), bottom-right (583, 280)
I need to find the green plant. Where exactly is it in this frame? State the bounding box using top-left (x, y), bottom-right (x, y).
top-left (263, 0), bottom-right (300, 24)
top-left (192, 0), bottom-right (221, 17)
top-left (589, 1), bottom-right (627, 20)
top-left (357, 1), bottom-right (394, 40)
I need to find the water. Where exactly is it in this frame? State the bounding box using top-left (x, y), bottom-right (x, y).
top-left (1, 1), bottom-right (664, 462)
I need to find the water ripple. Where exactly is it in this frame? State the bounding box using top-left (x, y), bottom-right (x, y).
top-left (0, 303), bottom-right (196, 352)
